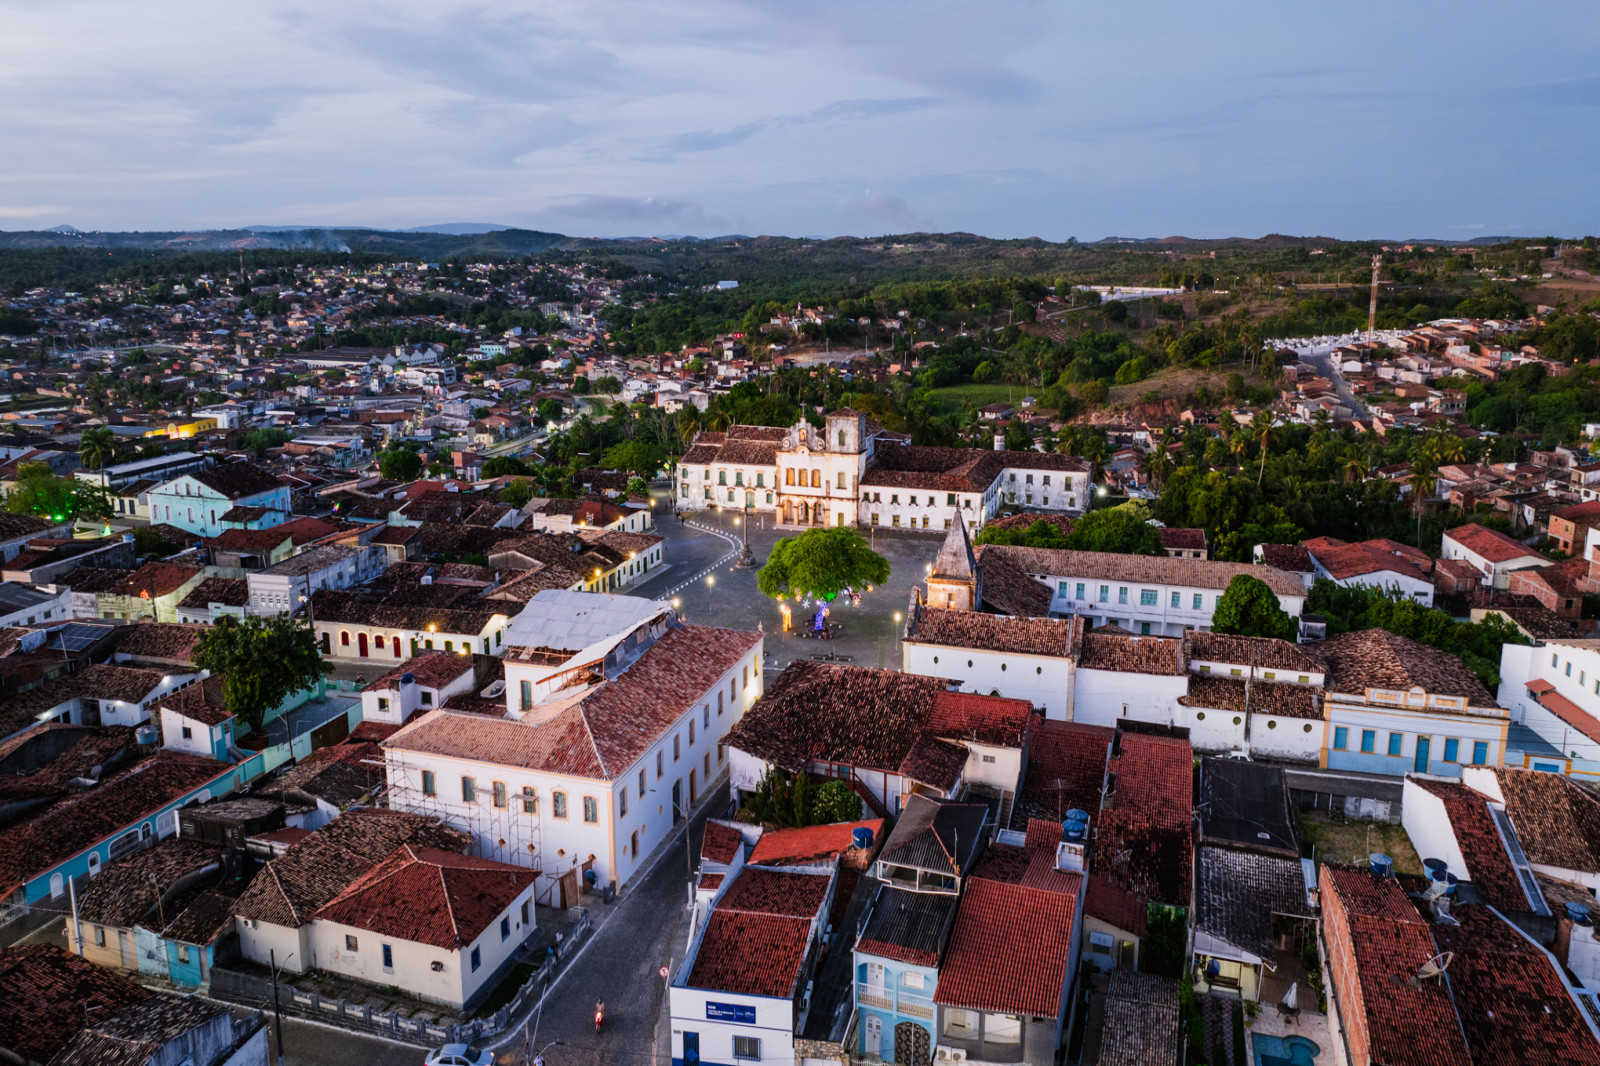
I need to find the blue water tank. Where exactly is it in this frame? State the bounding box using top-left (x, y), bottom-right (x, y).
top-left (1567, 901), bottom-right (1593, 925)
top-left (1444, 873), bottom-right (1459, 896)
top-left (1065, 809), bottom-right (1090, 824)
top-left (1423, 857), bottom-right (1449, 882)
top-left (1369, 853), bottom-right (1394, 877)
top-left (852, 827), bottom-right (875, 849)
top-left (1062, 821), bottom-right (1086, 842)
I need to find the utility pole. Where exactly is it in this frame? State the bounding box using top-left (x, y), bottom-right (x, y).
top-left (1367, 254), bottom-right (1382, 340)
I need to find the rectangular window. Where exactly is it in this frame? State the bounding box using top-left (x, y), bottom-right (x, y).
top-left (471, 946), bottom-right (481, 972)
top-left (382, 944), bottom-right (393, 970)
top-left (1058, 581), bottom-right (1069, 598)
top-left (619, 789), bottom-right (628, 817)
top-left (1472, 741), bottom-right (1489, 765)
top-left (943, 1009), bottom-right (980, 1038)
top-left (553, 792), bottom-right (567, 818)
top-left (638, 769), bottom-right (646, 797)
top-left (1387, 732), bottom-right (1403, 757)
top-left (1099, 585), bottom-right (1109, 602)
top-left (1193, 593), bottom-right (1203, 610)
top-left (1443, 738), bottom-right (1460, 763)
top-left (735, 471), bottom-right (743, 486)
top-left (583, 796), bottom-right (599, 823)
top-left (1140, 589), bottom-right (1157, 606)
top-left (1568, 662), bottom-right (1574, 677)
top-left (674, 734), bottom-right (681, 760)
top-left (1171, 591), bottom-right (1180, 608)
top-left (521, 786), bottom-right (538, 814)
top-left (985, 1014), bottom-right (1023, 1044)
top-left (345, 935), bottom-right (359, 951)
top-left (947, 493), bottom-right (956, 505)
top-left (1554, 653), bottom-right (1560, 667)
top-left (519, 680), bottom-right (532, 710)
top-left (462, 776), bottom-right (476, 802)
top-left (1118, 587), bottom-right (1128, 604)
top-left (492, 781), bottom-right (507, 808)
top-left (838, 472), bottom-right (847, 488)
top-left (181, 725), bottom-right (193, 739)
top-left (1334, 727), bottom-right (1349, 750)
top-left (1360, 730), bottom-right (1376, 754)
top-left (689, 718), bottom-right (696, 743)
top-left (521, 900), bottom-right (530, 926)
top-left (732, 1037), bottom-right (761, 1060)
top-left (421, 770), bottom-right (435, 796)
top-left (501, 916), bottom-right (510, 941)
top-left (657, 751), bottom-right (664, 778)
top-left (1076, 583), bottom-right (1086, 600)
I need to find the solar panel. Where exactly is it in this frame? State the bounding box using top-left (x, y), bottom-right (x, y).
top-left (46, 622), bottom-right (116, 652)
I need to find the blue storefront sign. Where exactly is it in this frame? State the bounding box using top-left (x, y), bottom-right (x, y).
top-left (706, 1001), bottom-right (756, 1024)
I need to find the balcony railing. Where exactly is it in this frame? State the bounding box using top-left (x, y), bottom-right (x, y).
top-left (856, 982), bottom-right (935, 1019)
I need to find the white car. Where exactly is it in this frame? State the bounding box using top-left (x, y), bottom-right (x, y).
top-left (425, 1044), bottom-right (493, 1066)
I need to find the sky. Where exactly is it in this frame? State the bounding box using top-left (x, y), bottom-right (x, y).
top-left (1, 1), bottom-right (1597, 240)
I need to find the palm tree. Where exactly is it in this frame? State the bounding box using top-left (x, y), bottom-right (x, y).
top-left (1252, 410), bottom-right (1278, 487)
top-left (1408, 464), bottom-right (1438, 546)
top-left (79, 426), bottom-right (117, 473)
top-left (1342, 448), bottom-right (1370, 484)
top-left (1228, 431), bottom-right (1251, 470)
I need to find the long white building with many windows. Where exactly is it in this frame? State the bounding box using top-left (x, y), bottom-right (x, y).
top-left (676, 412), bottom-right (1091, 531)
top-left (380, 591), bottom-right (763, 904)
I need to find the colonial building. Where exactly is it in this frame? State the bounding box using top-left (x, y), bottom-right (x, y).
top-left (676, 412), bottom-right (1091, 531)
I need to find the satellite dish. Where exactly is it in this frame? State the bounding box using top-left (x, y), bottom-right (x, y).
top-left (1418, 952), bottom-right (1454, 979)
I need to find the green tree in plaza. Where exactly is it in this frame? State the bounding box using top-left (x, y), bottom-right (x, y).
top-left (1062, 502), bottom-right (1162, 555)
top-left (4, 463), bottom-right (113, 523)
top-left (379, 447), bottom-right (424, 481)
top-left (756, 526), bottom-right (891, 604)
top-left (601, 439), bottom-right (666, 479)
top-left (192, 614), bottom-right (331, 729)
top-left (1211, 574), bottom-right (1297, 641)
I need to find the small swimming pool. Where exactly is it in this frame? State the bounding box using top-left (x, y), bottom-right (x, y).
top-left (1253, 1033), bottom-right (1320, 1066)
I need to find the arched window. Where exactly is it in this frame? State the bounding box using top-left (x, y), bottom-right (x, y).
top-left (340, 632), bottom-right (350, 646)
top-left (837, 429), bottom-right (846, 447)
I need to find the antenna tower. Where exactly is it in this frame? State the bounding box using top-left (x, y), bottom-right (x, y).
top-left (1367, 254), bottom-right (1382, 339)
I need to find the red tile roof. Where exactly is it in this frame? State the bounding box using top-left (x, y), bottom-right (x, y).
top-left (1444, 524), bottom-right (1546, 565)
top-left (1527, 683), bottom-right (1600, 746)
top-left (685, 910), bottom-right (813, 998)
top-left (314, 845), bottom-right (535, 950)
top-left (714, 867), bottom-right (831, 918)
top-left (1095, 732), bottom-right (1193, 908)
top-left (1020, 720), bottom-right (1112, 820)
top-left (748, 820), bottom-right (883, 867)
top-left (1488, 766), bottom-right (1600, 873)
top-left (1432, 905), bottom-right (1600, 1066)
top-left (700, 821), bottom-right (743, 866)
top-left (363, 650), bottom-right (473, 692)
top-left (925, 691), bottom-right (1034, 748)
top-left (933, 873), bottom-right (1082, 1018)
top-left (109, 561), bottom-right (204, 598)
top-left (1085, 874), bottom-right (1148, 937)
top-left (1406, 776), bottom-right (1528, 913)
top-left (0, 944), bottom-right (153, 1064)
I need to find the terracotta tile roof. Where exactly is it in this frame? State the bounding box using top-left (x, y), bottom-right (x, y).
top-left (312, 589), bottom-right (506, 634)
top-left (178, 576), bottom-right (247, 608)
top-left (981, 544), bottom-right (1307, 598)
top-left (748, 819), bottom-right (883, 867)
top-left (363, 650), bottom-right (473, 691)
top-left (108, 561), bottom-right (204, 599)
top-left (1447, 906), bottom-right (1600, 1065)
top-left (698, 872), bottom-right (724, 891)
top-left (971, 545), bottom-right (1054, 616)
top-left (1320, 864), bottom-right (1469, 1066)
top-left (907, 606), bottom-right (1078, 658)
top-left (685, 909), bottom-right (813, 998)
top-left (1098, 970), bottom-right (1182, 1066)
top-left (233, 810), bottom-right (469, 927)
top-left (1256, 543), bottom-right (1313, 572)
top-left (715, 867), bottom-right (831, 918)
top-left (1179, 675), bottom-right (1321, 719)
top-left (1317, 628), bottom-right (1497, 704)
top-left (73, 662), bottom-right (168, 704)
top-left (189, 462), bottom-right (286, 498)
top-left (1488, 767), bottom-right (1600, 873)
top-left (686, 867), bottom-right (829, 998)
top-left (389, 623), bottom-right (759, 780)
top-left (700, 821), bottom-right (743, 865)
top-left (74, 838), bottom-right (222, 927)
top-left (1182, 631), bottom-right (1321, 674)
top-left (1158, 527), bottom-right (1206, 551)
top-left (1312, 540), bottom-right (1431, 582)
top-left (1444, 523), bottom-right (1546, 565)
top-left (1079, 632), bottom-right (1184, 676)
top-left (1096, 732), bottom-right (1194, 908)
top-left (0, 944), bottom-right (153, 1065)
top-left (61, 566), bottom-right (137, 592)
top-left (161, 676), bottom-right (234, 725)
top-left (347, 721), bottom-right (399, 743)
top-left (896, 734), bottom-right (968, 790)
top-left (1434, 557), bottom-right (1484, 582)
top-left (213, 526), bottom-right (293, 553)
top-left (0, 728), bottom-right (143, 803)
top-left (0, 752), bottom-right (233, 897)
top-left (112, 621), bottom-right (205, 664)
top-left (1017, 720), bottom-right (1111, 825)
top-left (314, 844), bottom-right (535, 950)
top-left (925, 691), bottom-right (1034, 748)
top-left (933, 872), bottom-right (1082, 1017)
top-left (1085, 873), bottom-right (1147, 937)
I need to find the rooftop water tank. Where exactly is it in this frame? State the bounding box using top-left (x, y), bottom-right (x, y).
top-left (1568, 901), bottom-right (1593, 926)
top-left (1062, 820), bottom-right (1087, 843)
top-left (135, 725), bottom-right (159, 746)
top-left (1369, 853), bottom-right (1394, 878)
top-left (1423, 858), bottom-right (1449, 882)
top-left (852, 827), bottom-right (875, 850)
top-left (399, 673), bottom-right (414, 686)
top-left (1065, 809), bottom-right (1089, 824)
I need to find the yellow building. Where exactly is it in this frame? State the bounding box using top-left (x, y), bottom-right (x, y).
top-left (145, 418), bottom-right (220, 440)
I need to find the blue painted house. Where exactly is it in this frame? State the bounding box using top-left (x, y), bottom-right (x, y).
top-left (147, 463), bottom-right (290, 539)
top-left (854, 884), bottom-right (956, 1064)
top-left (1, 751), bottom-right (249, 909)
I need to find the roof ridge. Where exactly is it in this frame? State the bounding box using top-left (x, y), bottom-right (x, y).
top-left (576, 689), bottom-right (609, 779)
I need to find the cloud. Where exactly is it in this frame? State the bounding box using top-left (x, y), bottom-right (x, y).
top-left (0, 205), bottom-right (67, 219)
top-left (841, 190), bottom-right (931, 233)
top-left (659, 95), bottom-right (941, 156)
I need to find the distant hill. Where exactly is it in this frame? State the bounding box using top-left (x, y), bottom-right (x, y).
top-left (0, 226), bottom-right (571, 257)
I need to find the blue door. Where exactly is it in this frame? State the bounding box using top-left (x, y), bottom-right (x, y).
top-left (682, 1032), bottom-right (699, 1066)
top-left (1414, 736), bottom-right (1431, 773)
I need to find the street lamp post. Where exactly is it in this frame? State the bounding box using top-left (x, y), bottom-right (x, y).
top-left (269, 949), bottom-right (296, 1066)
top-left (734, 495), bottom-right (758, 569)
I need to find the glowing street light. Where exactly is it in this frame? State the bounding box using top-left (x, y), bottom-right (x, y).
top-left (706, 575), bottom-right (716, 587)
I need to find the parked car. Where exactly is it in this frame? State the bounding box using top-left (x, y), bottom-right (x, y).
top-left (426, 1044), bottom-right (493, 1066)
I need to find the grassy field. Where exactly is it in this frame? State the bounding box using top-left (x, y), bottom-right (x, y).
top-left (1106, 362), bottom-right (1271, 408)
top-left (926, 382), bottom-right (1037, 417)
top-left (1298, 811), bottom-right (1423, 875)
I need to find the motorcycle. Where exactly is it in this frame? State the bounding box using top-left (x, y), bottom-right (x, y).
top-left (594, 1001), bottom-right (605, 1034)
